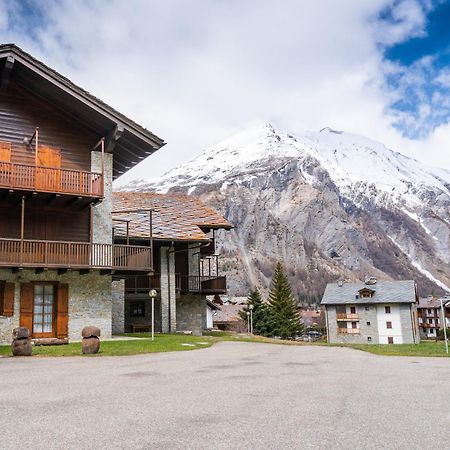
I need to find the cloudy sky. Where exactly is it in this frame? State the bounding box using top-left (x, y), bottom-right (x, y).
top-left (1, 0), bottom-right (449, 185)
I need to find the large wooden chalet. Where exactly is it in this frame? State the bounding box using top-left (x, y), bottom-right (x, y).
top-left (0, 44), bottom-right (165, 343)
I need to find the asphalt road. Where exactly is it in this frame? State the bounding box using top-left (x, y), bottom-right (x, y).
top-left (0, 342), bottom-right (449, 450)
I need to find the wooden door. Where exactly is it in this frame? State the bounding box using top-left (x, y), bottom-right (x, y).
top-left (56, 283), bottom-right (69, 339)
top-left (19, 283), bottom-right (34, 332)
top-left (35, 146), bottom-right (61, 191)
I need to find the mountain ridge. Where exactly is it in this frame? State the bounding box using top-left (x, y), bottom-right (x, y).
top-left (122, 124), bottom-right (450, 298)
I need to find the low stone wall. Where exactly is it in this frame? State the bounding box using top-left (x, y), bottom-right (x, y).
top-left (176, 293), bottom-right (206, 336)
top-left (0, 269), bottom-right (112, 344)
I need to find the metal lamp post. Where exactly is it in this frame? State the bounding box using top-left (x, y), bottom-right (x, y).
top-left (149, 289), bottom-right (157, 342)
top-left (246, 311), bottom-right (250, 334)
top-left (249, 304), bottom-right (254, 335)
top-left (440, 297), bottom-right (449, 355)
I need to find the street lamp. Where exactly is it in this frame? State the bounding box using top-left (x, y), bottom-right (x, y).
top-left (249, 304), bottom-right (254, 335)
top-left (149, 289), bottom-right (157, 342)
top-left (246, 311), bottom-right (250, 334)
top-left (440, 297), bottom-right (449, 355)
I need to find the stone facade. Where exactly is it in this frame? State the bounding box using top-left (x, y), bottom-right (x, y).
top-left (176, 293), bottom-right (206, 336)
top-left (326, 303), bottom-right (419, 344)
top-left (160, 246), bottom-right (176, 333)
top-left (0, 269), bottom-right (112, 344)
top-left (111, 280), bottom-right (125, 334)
top-left (91, 151), bottom-right (113, 245)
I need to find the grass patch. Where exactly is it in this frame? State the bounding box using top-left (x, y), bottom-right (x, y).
top-left (0, 334), bottom-right (214, 357)
top-left (340, 341), bottom-right (449, 357)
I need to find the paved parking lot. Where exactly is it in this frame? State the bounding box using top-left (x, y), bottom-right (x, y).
top-left (0, 342), bottom-right (449, 449)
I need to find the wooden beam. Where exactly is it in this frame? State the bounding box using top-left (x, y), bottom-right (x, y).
top-left (105, 125), bottom-right (124, 153)
top-left (57, 268), bottom-right (69, 275)
top-left (11, 267), bottom-right (22, 274)
top-left (0, 55), bottom-right (14, 91)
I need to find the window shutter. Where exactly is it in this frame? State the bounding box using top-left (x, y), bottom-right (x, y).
top-left (56, 283), bottom-right (69, 339)
top-left (20, 283), bottom-right (34, 331)
top-left (0, 141), bottom-right (11, 162)
top-left (3, 282), bottom-right (15, 317)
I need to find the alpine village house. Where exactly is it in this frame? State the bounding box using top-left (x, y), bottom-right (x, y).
top-left (321, 278), bottom-right (420, 344)
top-left (0, 44), bottom-right (231, 344)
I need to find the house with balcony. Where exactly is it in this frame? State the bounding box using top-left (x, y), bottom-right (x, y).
top-left (0, 44), bottom-right (164, 343)
top-left (321, 278), bottom-right (420, 344)
top-left (111, 192), bottom-right (232, 335)
top-left (417, 295), bottom-right (450, 338)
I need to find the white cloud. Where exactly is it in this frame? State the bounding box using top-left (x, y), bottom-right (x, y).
top-left (0, 0), bottom-right (448, 185)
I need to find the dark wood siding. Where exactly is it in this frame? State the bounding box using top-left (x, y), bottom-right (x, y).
top-left (0, 81), bottom-right (98, 171)
top-left (0, 201), bottom-right (90, 242)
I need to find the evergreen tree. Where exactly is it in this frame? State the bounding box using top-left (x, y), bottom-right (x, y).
top-left (267, 262), bottom-right (304, 339)
top-left (239, 288), bottom-right (271, 335)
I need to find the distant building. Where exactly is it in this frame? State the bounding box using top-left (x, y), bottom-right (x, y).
top-left (321, 278), bottom-right (420, 344)
top-left (417, 295), bottom-right (450, 338)
top-left (298, 307), bottom-right (326, 331)
top-left (213, 299), bottom-right (247, 332)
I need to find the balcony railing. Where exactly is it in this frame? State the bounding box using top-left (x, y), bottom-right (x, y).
top-left (0, 162), bottom-right (103, 197)
top-left (336, 313), bottom-right (359, 321)
top-left (124, 274), bottom-right (227, 295)
top-left (0, 238), bottom-right (151, 271)
top-left (338, 328), bottom-right (360, 334)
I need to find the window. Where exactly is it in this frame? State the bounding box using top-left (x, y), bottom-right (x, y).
top-left (33, 284), bottom-right (55, 334)
top-left (350, 306), bottom-right (356, 314)
top-left (385, 306), bottom-right (391, 314)
top-left (351, 321), bottom-right (358, 329)
top-left (366, 321), bottom-right (371, 326)
top-left (367, 337), bottom-right (372, 342)
top-left (386, 321), bottom-right (392, 329)
top-left (365, 306), bottom-right (370, 311)
top-left (388, 337), bottom-right (394, 344)
top-left (130, 301), bottom-right (146, 317)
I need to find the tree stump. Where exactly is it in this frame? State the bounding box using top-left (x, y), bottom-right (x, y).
top-left (81, 326), bottom-right (101, 354)
top-left (11, 327), bottom-right (32, 356)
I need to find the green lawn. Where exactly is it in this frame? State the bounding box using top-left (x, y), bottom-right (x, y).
top-left (0, 334), bottom-right (215, 357)
top-left (0, 333), bottom-right (448, 358)
top-left (339, 341), bottom-right (449, 357)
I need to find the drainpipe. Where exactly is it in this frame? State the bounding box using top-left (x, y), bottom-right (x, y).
top-left (324, 306), bottom-right (329, 343)
top-left (166, 242), bottom-right (174, 333)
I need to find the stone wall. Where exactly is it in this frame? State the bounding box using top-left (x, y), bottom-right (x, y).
top-left (0, 269), bottom-right (112, 344)
top-left (326, 304), bottom-right (379, 344)
top-left (91, 151), bottom-right (113, 245)
top-left (111, 280), bottom-right (125, 334)
top-left (176, 293), bottom-right (206, 336)
top-left (160, 246), bottom-right (176, 333)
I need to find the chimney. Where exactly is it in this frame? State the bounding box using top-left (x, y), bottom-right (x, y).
top-left (365, 276), bottom-right (377, 285)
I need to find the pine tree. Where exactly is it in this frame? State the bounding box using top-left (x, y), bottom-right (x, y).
top-left (267, 262), bottom-right (304, 339)
top-left (239, 288), bottom-right (271, 335)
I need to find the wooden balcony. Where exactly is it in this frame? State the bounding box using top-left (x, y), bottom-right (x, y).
top-left (177, 275), bottom-right (227, 294)
top-left (0, 162), bottom-right (103, 198)
top-left (338, 328), bottom-right (360, 334)
top-left (0, 238), bottom-right (151, 271)
top-left (124, 274), bottom-right (227, 295)
top-left (336, 313), bottom-right (359, 321)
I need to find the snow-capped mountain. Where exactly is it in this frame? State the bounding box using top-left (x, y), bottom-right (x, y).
top-left (123, 124), bottom-right (450, 297)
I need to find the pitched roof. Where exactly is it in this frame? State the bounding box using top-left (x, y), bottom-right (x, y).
top-left (0, 43), bottom-right (165, 178)
top-left (213, 303), bottom-right (246, 323)
top-left (321, 280), bottom-right (417, 305)
top-left (418, 297), bottom-right (442, 309)
top-left (113, 192), bottom-right (232, 241)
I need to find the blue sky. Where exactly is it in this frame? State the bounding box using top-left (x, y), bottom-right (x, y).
top-left (382, 0), bottom-right (450, 139)
top-left (0, 0), bottom-right (449, 182)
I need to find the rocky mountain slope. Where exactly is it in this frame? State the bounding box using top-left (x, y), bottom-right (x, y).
top-left (123, 124), bottom-right (450, 298)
